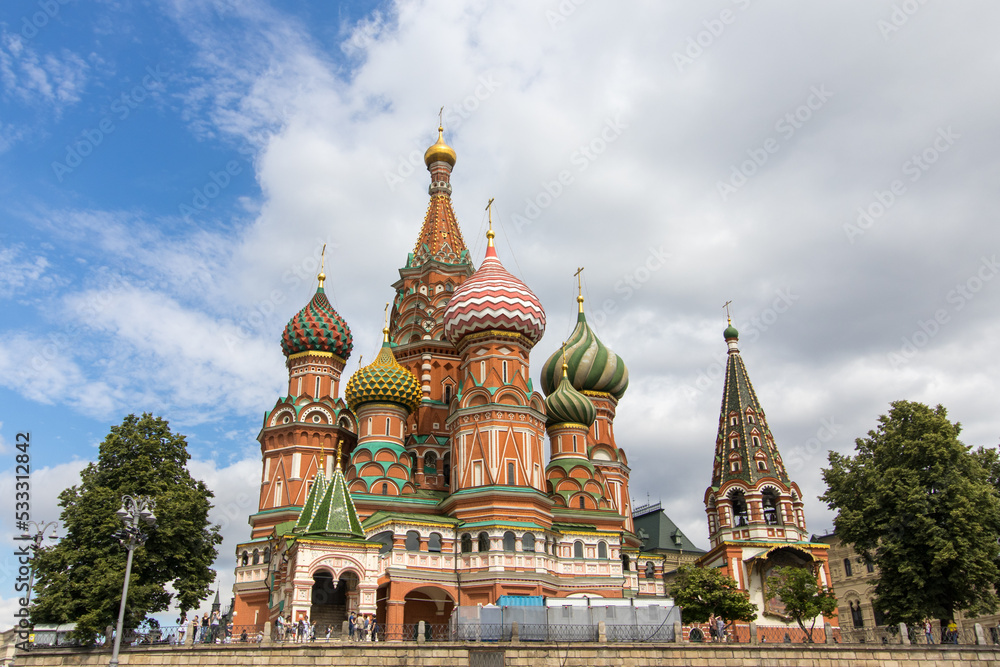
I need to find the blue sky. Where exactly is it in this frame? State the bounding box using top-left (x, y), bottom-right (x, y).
top-left (3, 0), bottom-right (1000, 622)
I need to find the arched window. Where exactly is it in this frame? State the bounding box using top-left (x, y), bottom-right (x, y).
top-left (444, 384), bottom-right (452, 404)
top-left (461, 533), bottom-right (473, 553)
top-left (578, 496), bottom-right (586, 509)
top-left (502, 360), bottom-right (508, 383)
top-left (598, 541), bottom-right (608, 559)
top-left (405, 530), bottom-right (421, 551)
top-left (645, 561), bottom-right (655, 579)
top-left (252, 549), bottom-right (260, 565)
top-left (372, 530), bottom-right (394, 555)
top-left (443, 452), bottom-right (451, 487)
top-left (752, 435), bottom-right (761, 448)
top-left (477, 532), bottom-right (490, 552)
top-left (573, 540), bottom-right (584, 559)
top-left (424, 451), bottom-right (437, 475)
top-left (263, 546), bottom-right (271, 563)
top-left (762, 488), bottom-right (780, 525)
top-left (843, 558), bottom-right (853, 577)
top-left (428, 532), bottom-right (442, 553)
top-left (866, 561), bottom-right (875, 574)
top-left (522, 533), bottom-right (536, 552)
top-left (381, 482), bottom-right (388, 495)
top-left (730, 489), bottom-right (749, 526)
top-left (503, 531), bottom-right (516, 551)
top-left (621, 554), bottom-right (630, 571)
top-left (241, 550), bottom-right (249, 566)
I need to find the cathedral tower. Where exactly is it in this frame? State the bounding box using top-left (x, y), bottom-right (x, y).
top-left (389, 126), bottom-right (474, 493)
top-left (698, 319), bottom-right (831, 625)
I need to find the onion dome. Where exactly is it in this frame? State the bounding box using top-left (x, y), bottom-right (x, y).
top-left (424, 125), bottom-right (457, 167)
top-left (281, 273), bottom-right (353, 359)
top-left (443, 228), bottom-right (546, 347)
top-left (724, 322), bottom-right (739, 340)
top-left (540, 296), bottom-right (628, 399)
top-left (344, 330), bottom-right (421, 413)
top-left (545, 364), bottom-right (597, 427)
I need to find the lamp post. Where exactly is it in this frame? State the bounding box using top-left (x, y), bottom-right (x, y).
top-left (109, 496), bottom-right (156, 667)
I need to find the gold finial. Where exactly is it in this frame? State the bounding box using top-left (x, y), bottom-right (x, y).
top-left (722, 300), bottom-right (733, 324)
top-left (334, 437), bottom-right (342, 472)
top-left (383, 303), bottom-right (390, 343)
top-left (574, 266), bottom-right (585, 312)
top-left (319, 438), bottom-right (326, 472)
top-left (438, 106), bottom-right (444, 128)
top-left (560, 341), bottom-right (569, 377)
top-left (485, 198), bottom-right (495, 247)
top-left (357, 353), bottom-right (363, 370)
top-left (318, 243), bottom-right (327, 288)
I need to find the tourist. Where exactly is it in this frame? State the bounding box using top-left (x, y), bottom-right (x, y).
top-left (716, 615), bottom-right (726, 643)
top-left (325, 624), bottom-right (331, 640)
top-left (946, 620), bottom-right (958, 644)
top-left (201, 613), bottom-right (210, 643)
top-left (348, 612), bottom-right (356, 641)
top-left (275, 614), bottom-right (284, 641)
top-left (924, 620), bottom-right (934, 644)
top-left (708, 614), bottom-right (718, 642)
top-left (177, 615), bottom-right (186, 645)
top-left (362, 614), bottom-right (371, 641)
top-left (210, 609), bottom-right (221, 643)
top-left (310, 620), bottom-right (317, 641)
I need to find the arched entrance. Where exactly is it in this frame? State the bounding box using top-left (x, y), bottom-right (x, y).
top-left (403, 586), bottom-right (455, 626)
top-left (310, 569), bottom-right (358, 635)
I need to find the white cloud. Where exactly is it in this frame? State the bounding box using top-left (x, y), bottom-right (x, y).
top-left (0, 245), bottom-right (49, 299)
top-left (0, 31), bottom-right (88, 112)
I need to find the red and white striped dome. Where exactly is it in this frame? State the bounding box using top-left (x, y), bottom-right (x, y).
top-left (443, 243), bottom-right (546, 347)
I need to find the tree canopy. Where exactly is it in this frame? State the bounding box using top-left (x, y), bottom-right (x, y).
top-left (765, 566), bottom-right (837, 641)
top-left (821, 400), bottom-right (1000, 625)
top-left (668, 564), bottom-right (758, 624)
top-left (31, 413), bottom-right (222, 642)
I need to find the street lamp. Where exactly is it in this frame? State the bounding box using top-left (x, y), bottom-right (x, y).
top-left (109, 496), bottom-right (156, 667)
top-left (19, 521), bottom-right (59, 608)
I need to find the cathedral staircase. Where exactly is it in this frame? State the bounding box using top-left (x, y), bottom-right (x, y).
top-left (310, 604), bottom-right (346, 635)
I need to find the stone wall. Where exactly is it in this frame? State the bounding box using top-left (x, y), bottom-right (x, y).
top-left (14, 642), bottom-right (1000, 667)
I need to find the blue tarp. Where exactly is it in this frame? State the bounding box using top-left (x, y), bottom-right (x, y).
top-left (497, 595), bottom-right (545, 607)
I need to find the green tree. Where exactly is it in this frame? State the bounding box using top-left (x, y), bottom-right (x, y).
top-left (765, 566), bottom-right (838, 641)
top-left (821, 400), bottom-right (1000, 626)
top-left (668, 564), bottom-right (758, 624)
top-left (30, 413), bottom-right (222, 642)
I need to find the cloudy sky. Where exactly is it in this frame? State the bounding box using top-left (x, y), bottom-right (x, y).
top-left (2, 0), bottom-right (999, 622)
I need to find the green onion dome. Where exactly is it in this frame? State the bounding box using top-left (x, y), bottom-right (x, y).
top-left (545, 364), bottom-right (597, 427)
top-left (345, 330), bottom-right (421, 413)
top-left (724, 323), bottom-right (739, 339)
top-left (540, 297), bottom-right (628, 400)
top-left (281, 275), bottom-right (353, 359)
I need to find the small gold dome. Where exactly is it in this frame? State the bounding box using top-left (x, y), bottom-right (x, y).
top-left (424, 126), bottom-right (457, 167)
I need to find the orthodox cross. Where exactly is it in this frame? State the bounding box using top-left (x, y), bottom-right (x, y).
top-left (722, 300), bottom-right (733, 323)
top-left (438, 106), bottom-right (444, 127)
top-left (574, 266), bottom-right (585, 297)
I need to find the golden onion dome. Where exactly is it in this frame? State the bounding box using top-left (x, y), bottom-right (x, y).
top-left (424, 125), bottom-right (457, 167)
top-left (344, 330), bottom-right (421, 414)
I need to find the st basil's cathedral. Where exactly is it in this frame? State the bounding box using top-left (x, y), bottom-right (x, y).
top-left (230, 126), bottom-right (831, 631)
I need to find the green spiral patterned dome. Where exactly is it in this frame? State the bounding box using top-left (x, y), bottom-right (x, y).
top-left (545, 365), bottom-right (597, 427)
top-left (345, 334), bottom-right (421, 413)
top-left (540, 301), bottom-right (629, 400)
top-left (281, 283), bottom-right (353, 359)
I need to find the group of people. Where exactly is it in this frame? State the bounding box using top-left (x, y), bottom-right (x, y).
top-left (274, 615), bottom-right (332, 642)
top-left (925, 619), bottom-right (960, 644)
top-left (347, 612), bottom-right (379, 642)
top-left (707, 614), bottom-right (728, 642)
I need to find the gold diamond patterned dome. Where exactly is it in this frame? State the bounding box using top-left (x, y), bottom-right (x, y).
top-left (345, 329), bottom-right (422, 414)
top-left (423, 125), bottom-right (457, 167)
